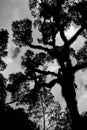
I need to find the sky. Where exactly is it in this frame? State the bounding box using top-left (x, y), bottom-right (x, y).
top-left (0, 0), bottom-right (32, 76)
top-left (0, 0), bottom-right (87, 114)
top-left (0, 0), bottom-right (30, 29)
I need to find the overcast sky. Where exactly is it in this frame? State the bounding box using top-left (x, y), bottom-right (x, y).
top-left (0, 0), bottom-right (30, 29)
top-left (0, 0), bottom-right (31, 76)
top-left (0, 0), bottom-right (87, 114)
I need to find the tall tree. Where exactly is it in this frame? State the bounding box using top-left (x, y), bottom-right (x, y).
top-left (28, 0), bottom-right (87, 129)
top-left (6, 0), bottom-right (87, 129)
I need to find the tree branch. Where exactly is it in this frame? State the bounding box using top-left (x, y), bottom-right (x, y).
top-left (29, 43), bottom-right (51, 53)
top-left (60, 30), bottom-right (68, 43)
top-left (47, 122), bottom-right (57, 130)
top-left (73, 62), bottom-right (87, 73)
top-left (5, 100), bottom-right (16, 106)
top-left (34, 69), bottom-right (58, 77)
top-left (68, 26), bottom-right (85, 46)
top-left (44, 79), bottom-right (59, 89)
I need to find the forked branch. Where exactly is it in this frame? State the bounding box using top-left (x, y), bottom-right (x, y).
top-left (68, 26), bottom-right (85, 46)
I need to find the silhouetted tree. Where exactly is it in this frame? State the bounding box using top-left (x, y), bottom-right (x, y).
top-left (5, 0), bottom-right (87, 129)
top-left (0, 29), bottom-right (8, 116)
top-left (0, 29), bottom-right (40, 130)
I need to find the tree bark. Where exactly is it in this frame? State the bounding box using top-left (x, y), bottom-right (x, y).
top-left (41, 97), bottom-right (46, 130)
top-left (59, 61), bottom-right (80, 129)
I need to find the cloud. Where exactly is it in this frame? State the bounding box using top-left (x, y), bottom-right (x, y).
top-left (3, 57), bottom-right (13, 64)
top-left (12, 47), bottom-right (21, 59)
top-left (65, 23), bottom-right (80, 40)
top-left (46, 59), bottom-right (60, 73)
top-left (78, 93), bottom-right (87, 114)
top-left (51, 84), bottom-right (66, 108)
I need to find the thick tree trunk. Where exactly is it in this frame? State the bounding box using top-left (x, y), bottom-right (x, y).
top-left (61, 69), bottom-right (87, 129)
top-left (60, 67), bottom-right (80, 129)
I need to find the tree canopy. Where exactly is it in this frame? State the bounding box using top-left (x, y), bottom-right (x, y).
top-left (1, 0), bottom-right (87, 130)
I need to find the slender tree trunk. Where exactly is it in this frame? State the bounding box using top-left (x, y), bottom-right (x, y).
top-left (43, 110), bottom-right (46, 130)
top-left (41, 98), bottom-right (45, 130)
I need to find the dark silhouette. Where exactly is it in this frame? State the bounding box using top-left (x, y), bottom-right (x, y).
top-left (28, 1), bottom-right (87, 129)
top-left (0, 106), bottom-right (40, 130)
top-left (0, 29), bottom-right (39, 130)
top-left (0, 29), bottom-right (8, 70)
top-left (6, 0), bottom-right (87, 129)
top-left (0, 29), bottom-right (9, 123)
top-left (1, 0), bottom-right (87, 130)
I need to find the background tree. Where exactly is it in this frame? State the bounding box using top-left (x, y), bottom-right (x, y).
top-left (28, 87), bottom-right (54, 130)
top-left (7, 72), bottom-right (71, 130)
top-left (0, 29), bottom-right (8, 115)
top-left (6, 0), bottom-right (87, 130)
top-left (28, 86), bottom-right (70, 130)
top-left (0, 29), bottom-right (40, 130)
top-left (47, 102), bottom-right (71, 130)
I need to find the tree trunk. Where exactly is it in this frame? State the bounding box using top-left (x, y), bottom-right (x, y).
top-left (60, 66), bottom-right (80, 129)
top-left (43, 112), bottom-right (45, 130)
top-left (41, 98), bottom-right (46, 130)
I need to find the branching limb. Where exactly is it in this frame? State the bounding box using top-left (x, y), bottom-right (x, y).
top-left (60, 30), bottom-right (68, 43)
top-left (68, 26), bottom-right (85, 46)
top-left (73, 62), bottom-right (87, 73)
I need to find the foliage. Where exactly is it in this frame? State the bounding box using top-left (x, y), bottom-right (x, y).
top-left (0, 29), bottom-right (8, 106)
top-left (0, 106), bottom-right (40, 130)
top-left (12, 18), bottom-right (32, 47)
top-left (0, 74), bottom-right (7, 106)
top-left (47, 103), bottom-right (72, 130)
top-left (0, 29), bottom-right (8, 70)
top-left (28, 87), bottom-right (54, 129)
top-left (1, 0), bottom-right (87, 130)
top-left (28, 87), bottom-right (71, 130)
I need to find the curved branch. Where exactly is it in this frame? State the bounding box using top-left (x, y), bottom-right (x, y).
top-left (44, 78), bottom-right (60, 89)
